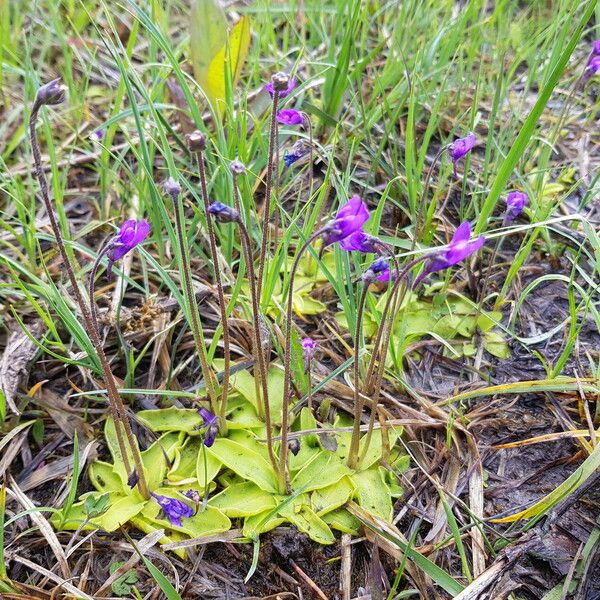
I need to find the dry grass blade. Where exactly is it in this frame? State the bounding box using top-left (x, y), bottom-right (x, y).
top-left (0, 321), bottom-right (44, 414)
top-left (161, 528), bottom-right (243, 550)
top-left (8, 554), bottom-right (92, 600)
top-left (340, 533), bottom-right (352, 600)
top-left (8, 475), bottom-right (71, 580)
top-left (468, 439), bottom-right (486, 577)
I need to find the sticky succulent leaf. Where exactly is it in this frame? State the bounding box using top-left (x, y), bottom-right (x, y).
top-left (207, 438), bottom-right (278, 493)
top-left (142, 432), bottom-right (181, 490)
top-left (89, 461), bottom-right (123, 494)
top-left (352, 467), bottom-right (393, 521)
top-left (195, 443), bottom-right (223, 487)
top-left (243, 509), bottom-right (286, 538)
top-left (358, 426), bottom-right (401, 470)
top-left (148, 505), bottom-right (231, 539)
top-left (311, 475), bottom-right (355, 516)
top-left (209, 481), bottom-right (277, 517)
top-left (299, 407), bottom-right (319, 447)
top-left (484, 331), bottom-right (511, 358)
top-left (226, 398), bottom-right (263, 429)
top-left (292, 449), bottom-right (352, 491)
top-left (322, 508), bottom-right (360, 535)
top-left (221, 365), bottom-right (284, 425)
top-left (278, 503), bottom-right (335, 545)
top-left (137, 407), bottom-right (203, 433)
top-left (379, 466), bottom-right (404, 498)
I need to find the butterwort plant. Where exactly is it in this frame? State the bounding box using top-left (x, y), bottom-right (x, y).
top-left (30, 78), bottom-right (150, 498)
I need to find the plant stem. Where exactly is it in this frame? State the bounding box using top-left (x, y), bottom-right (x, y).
top-left (30, 93), bottom-right (149, 498)
top-left (169, 186), bottom-right (218, 415)
top-left (346, 282), bottom-right (369, 470)
top-left (195, 149), bottom-right (231, 432)
top-left (236, 220), bottom-right (280, 480)
top-left (280, 227), bottom-right (329, 492)
top-left (87, 241), bottom-right (149, 496)
top-left (363, 256), bottom-right (427, 394)
top-left (257, 89), bottom-right (280, 302)
top-left (412, 144), bottom-right (450, 251)
top-left (233, 173), bottom-right (264, 420)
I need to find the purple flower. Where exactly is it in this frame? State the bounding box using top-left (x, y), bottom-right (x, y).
top-left (208, 202), bottom-right (240, 223)
top-left (449, 133), bottom-right (476, 177)
top-left (277, 109), bottom-right (304, 126)
top-left (199, 407), bottom-right (218, 447)
top-left (283, 140), bottom-right (310, 168)
top-left (339, 229), bottom-right (381, 253)
top-left (151, 492), bottom-right (194, 527)
top-left (416, 221), bottom-right (485, 285)
top-left (362, 257), bottom-right (390, 284)
top-left (584, 55), bottom-right (600, 80)
top-left (107, 219), bottom-right (151, 277)
top-left (265, 78), bottom-right (296, 98)
top-left (504, 191), bottom-right (528, 225)
top-left (284, 152), bottom-right (301, 167)
top-left (593, 40), bottom-right (600, 55)
top-left (301, 337), bottom-right (317, 373)
top-left (90, 129), bottom-right (104, 143)
top-left (322, 196), bottom-right (370, 248)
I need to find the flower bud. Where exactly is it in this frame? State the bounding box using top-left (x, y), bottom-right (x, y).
top-left (36, 78), bottom-right (67, 106)
top-left (187, 130), bottom-right (207, 152)
top-left (271, 71), bottom-right (290, 92)
top-left (164, 177), bottom-right (182, 198)
top-left (230, 159), bottom-right (246, 175)
top-left (288, 438), bottom-right (301, 456)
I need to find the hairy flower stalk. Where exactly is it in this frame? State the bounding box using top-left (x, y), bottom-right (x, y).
top-left (164, 178), bottom-right (219, 416)
top-left (231, 163), bottom-right (266, 419)
top-left (347, 258), bottom-right (390, 469)
top-left (301, 337), bottom-right (317, 410)
top-left (413, 143), bottom-right (452, 247)
top-left (281, 196), bottom-right (370, 487)
top-left (188, 131), bottom-right (231, 429)
top-left (30, 79), bottom-right (149, 498)
top-left (208, 199), bottom-right (280, 482)
top-left (257, 72), bottom-right (291, 301)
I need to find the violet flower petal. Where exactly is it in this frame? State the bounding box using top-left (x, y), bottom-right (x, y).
top-left (323, 196), bottom-right (370, 246)
top-left (277, 109), bottom-right (304, 125)
top-left (151, 493), bottom-right (194, 527)
top-left (338, 229), bottom-right (381, 253)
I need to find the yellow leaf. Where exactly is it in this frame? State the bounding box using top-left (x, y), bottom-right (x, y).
top-left (206, 16), bottom-right (251, 111)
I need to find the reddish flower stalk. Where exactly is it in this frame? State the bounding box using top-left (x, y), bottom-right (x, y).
top-left (257, 72), bottom-right (292, 301)
top-left (208, 198), bottom-right (280, 482)
top-left (188, 131), bottom-right (231, 431)
top-left (31, 78), bottom-right (149, 498)
top-left (164, 177), bottom-right (219, 416)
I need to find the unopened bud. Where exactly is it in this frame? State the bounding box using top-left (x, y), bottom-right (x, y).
top-left (230, 159), bottom-right (246, 175)
top-left (187, 130), bottom-right (207, 152)
top-left (36, 78), bottom-right (67, 106)
top-left (164, 177), bottom-right (182, 198)
top-left (288, 438), bottom-right (301, 456)
top-left (271, 71), bottom-right (290, 92)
